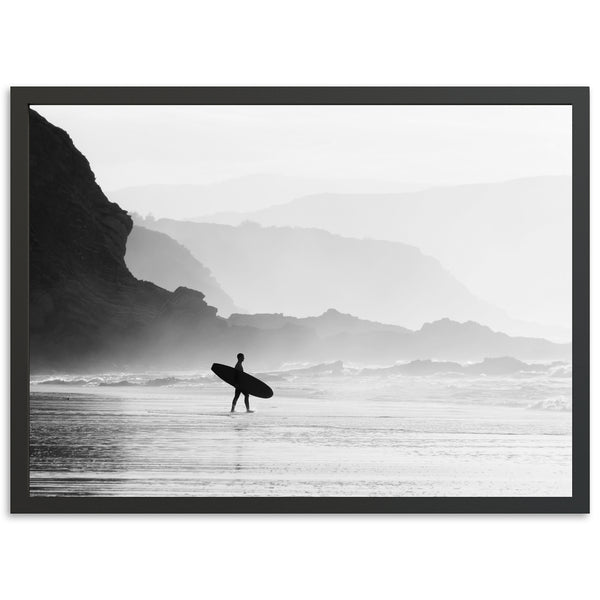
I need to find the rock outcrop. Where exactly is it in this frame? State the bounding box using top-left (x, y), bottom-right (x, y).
top-left (227, 311), bottom-right (570, 363)
top-left (125, 225), bottom-right (239, 316)
top-left (29, 109), bottom-right (222, 370)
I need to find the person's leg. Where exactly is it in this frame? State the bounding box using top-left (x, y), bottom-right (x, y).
top-left (231, 389), bottom-right (241, 412)
top-left (244, 393), bottom-right (251, 412)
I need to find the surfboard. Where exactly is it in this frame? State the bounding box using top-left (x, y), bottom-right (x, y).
top-left (211, 363), bottom-right (274, 398)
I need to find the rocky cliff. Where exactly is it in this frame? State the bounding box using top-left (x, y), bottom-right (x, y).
top-left (29, 109), bottom-right (222, 370)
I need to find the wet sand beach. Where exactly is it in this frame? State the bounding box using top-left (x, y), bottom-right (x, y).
top-left (30, 374), bottom-right (572, 497)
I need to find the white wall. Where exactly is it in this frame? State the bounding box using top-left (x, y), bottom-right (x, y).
top-left (1, 1), bottom-right (596, 599)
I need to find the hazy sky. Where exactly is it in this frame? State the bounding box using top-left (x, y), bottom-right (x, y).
top-left (33, 105), bottom-right (571, 191)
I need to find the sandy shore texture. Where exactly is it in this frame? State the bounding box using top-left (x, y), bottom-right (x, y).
top-left (29, 373), bottom-right (572, 497)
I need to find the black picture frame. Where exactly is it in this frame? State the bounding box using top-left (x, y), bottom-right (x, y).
top-left (11, 87), bottom-right (590, 514)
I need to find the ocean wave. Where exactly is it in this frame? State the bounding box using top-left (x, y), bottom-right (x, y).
top-left (548, 365), bottom-right (572, 378)
top-left (36, 378), bottom-right (98, 386)
top-left (34, 373), bottom-right (213, 388)
top-left (527, 396), bottom-right (571, 412)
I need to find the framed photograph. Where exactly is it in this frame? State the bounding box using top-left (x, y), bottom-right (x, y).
top-left (11, 87), bottom-right (589, 513)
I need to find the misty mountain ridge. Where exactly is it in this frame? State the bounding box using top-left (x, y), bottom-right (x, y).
top-left (110, 174), bottom-right (427, 221)
top-left (226, 310), bottom-right (570, 363)
top-left (135, 215), bottom-right (561, 341)
top-left (193, 176), bottom-right (571, 341)
top-left (125, 225), bottom-right (240, 316)
top-left (228, 307), bottom-right (411, 337)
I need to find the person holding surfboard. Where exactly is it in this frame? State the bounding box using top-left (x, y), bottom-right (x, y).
top-left (231, 353), bottom-right (252, 413)
top-left (211, 356), bottom-right (273, 412)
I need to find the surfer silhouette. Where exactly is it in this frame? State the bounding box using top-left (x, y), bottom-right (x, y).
top-left (231, 353), bottom-right (252, 413)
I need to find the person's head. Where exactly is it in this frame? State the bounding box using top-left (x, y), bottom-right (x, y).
top-left (237, 353), bottom-right (244, 362)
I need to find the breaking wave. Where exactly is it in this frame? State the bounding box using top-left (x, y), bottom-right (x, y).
top-left (527, 396), bottom-right (572, 412)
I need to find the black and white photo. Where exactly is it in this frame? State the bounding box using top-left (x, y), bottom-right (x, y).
top-left (11, 87), bottom-right (589, 512)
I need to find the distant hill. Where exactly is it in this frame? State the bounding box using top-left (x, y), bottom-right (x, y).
top-left (125, 226), bottom-right (239, 316)
top-left (137, 217), bottom-right (543, 336)
top-left (229, 308), bottom-right (410, 337)
top-left (227, 311), bottom-right (571, 363)
top-left (196, 177), bottom-right (571, 341)
top-left (109, 175), bottom-right (425, 220)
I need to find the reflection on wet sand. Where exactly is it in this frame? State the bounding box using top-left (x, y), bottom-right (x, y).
top-left (30, 377), bottom-right (572, 497)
